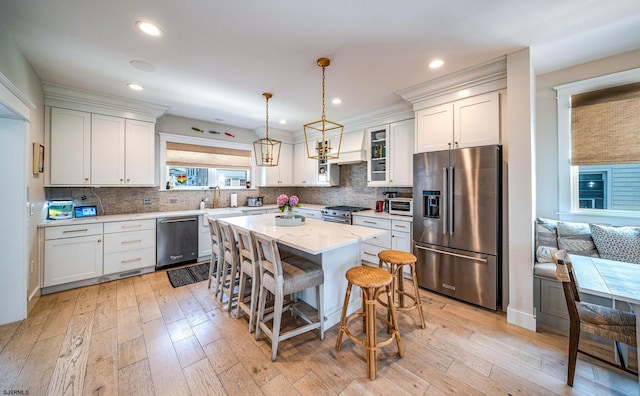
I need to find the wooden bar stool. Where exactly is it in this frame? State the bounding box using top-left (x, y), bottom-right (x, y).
top-left (336, 266), bottom-right (403, 380)
top-left (378, 250), bottom-right (426, 329)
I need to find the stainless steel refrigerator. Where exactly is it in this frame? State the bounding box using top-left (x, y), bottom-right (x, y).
top-left (413, 145), bottom-right (502, 310)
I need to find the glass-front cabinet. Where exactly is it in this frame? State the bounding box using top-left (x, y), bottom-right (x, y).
top-left (367, 125), bottom-right (389, 186)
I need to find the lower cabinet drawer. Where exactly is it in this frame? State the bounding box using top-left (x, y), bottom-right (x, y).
top-left (45, 223), bottom-right (103, 240)
top-left (361, 243), bottom-right (387, 264)
top-left (366, 230), bottom-right (392, 248)
top-left (103, 229), bottom-right (156, 254)
top-left (103, 247), bottom-right (156, 275)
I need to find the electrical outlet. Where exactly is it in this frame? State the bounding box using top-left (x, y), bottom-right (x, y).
top-left (30, 260), bottom-right (34, 274)
top-left (143, 198), bottom-right (152, 205)
top-left (170, 198), bottom-right (178, 204)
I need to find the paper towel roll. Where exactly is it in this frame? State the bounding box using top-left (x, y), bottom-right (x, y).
top-left (230, 193), bottom-right (238, 208)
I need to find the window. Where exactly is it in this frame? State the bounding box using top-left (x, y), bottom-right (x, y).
top-left (159, 133), bottom-right (254, 190)
top-left (555, 69), bottom-right (640, 217)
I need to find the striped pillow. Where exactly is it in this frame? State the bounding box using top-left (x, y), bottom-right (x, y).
top-left (557, 221), bottom-right (599, 257)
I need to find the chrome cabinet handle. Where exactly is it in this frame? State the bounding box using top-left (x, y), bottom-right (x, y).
top-left (121, 258), bottom-right (142, 263)
top-left (121, 239), bottom-right (142, 244)
top-left (63, 229), bottom-right (88, 233)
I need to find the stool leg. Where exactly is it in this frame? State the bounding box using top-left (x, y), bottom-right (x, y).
top-left (335, 282), bottom-right (353, 350)
top-left (386, 284), bottom-right (404, 358)
top-left (409, 262), bottom-right (426, 329)
top-left (364, 286), bottom-right (378, 380)
top-left (396, 263), bottom-right (405, 308)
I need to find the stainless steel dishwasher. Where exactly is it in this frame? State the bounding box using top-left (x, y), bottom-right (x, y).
top-left (156, 216), bottom-right (198, 269)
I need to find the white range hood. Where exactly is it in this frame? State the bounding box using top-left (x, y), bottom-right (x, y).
top-left (328, 131), bottom-right (366, 165)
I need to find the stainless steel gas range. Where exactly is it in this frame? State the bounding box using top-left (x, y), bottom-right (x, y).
top-left (320, 205), bottom-right (369, 224)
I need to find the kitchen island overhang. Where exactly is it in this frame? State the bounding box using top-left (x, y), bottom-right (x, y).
top-left (218, 213), bottom-right (386, 328)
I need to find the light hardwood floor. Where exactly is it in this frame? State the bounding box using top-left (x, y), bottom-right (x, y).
top-left (1, 265), bottom-right (637, 395)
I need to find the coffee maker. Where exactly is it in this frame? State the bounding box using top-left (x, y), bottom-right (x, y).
top-left (376, 191), bottom-right (398, 213)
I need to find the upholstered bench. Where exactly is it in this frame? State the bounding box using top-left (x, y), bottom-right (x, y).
top-left (533, 218), bottom-right (640, 332)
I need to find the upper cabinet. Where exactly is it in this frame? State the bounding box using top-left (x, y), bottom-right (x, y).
top-left (258, 143), bottom-right (294, 186)
top-left (366, 119), bottom-right (414, 187)
top-left (49, 108), bottom-right (156, 186)
top-left (293, 142), bottom-right (339, 186)
top-left (415, 91), bottom-right (500, 153)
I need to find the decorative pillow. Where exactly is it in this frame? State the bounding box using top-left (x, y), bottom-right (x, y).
top-left (589, 224), bottom-right (640, 264)
top-left (535, 218), bottom-right (558, 262)
top-left (557, 221), bottom-right (599, 257)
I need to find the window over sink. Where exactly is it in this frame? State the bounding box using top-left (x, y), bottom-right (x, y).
top-left (159, 133), bottom-right (255, 190)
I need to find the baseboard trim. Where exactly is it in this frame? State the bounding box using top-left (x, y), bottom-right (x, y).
top-left (506, 304), bottom-right (537, 331)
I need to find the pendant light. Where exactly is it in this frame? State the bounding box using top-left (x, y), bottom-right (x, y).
top-left (303, 58), bottom-right (343, 160)
top-left (254, 92), bottom-right (281, 167)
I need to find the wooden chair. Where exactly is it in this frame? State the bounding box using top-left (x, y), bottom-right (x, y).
top-left (218, 222), bottom-right (241, 310)
top-left (551, 250), bottom-right (637, 386)
top-left (234, 227), bottom-right (260, 332)
top-left (206, 218), bottom-right (223, 297)
top-left (253, 233), bottom-right (325, 361)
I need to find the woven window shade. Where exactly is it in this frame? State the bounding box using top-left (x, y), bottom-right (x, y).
top-left (166, 142), bottom-right (251, 168)
top-left (571, 82), bottom-right (640, 166)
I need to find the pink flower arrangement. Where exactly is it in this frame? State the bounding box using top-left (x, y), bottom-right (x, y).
top-left (277, 194), bottom-right (300, 212)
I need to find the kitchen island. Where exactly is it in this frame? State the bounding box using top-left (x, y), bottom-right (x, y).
top-left (218, 213), bottom-right (386, 328)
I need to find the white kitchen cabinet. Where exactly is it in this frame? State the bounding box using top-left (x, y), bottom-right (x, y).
top-left (198, 210), bottom-right (244, 258)
top-left (353, 216), bottom-right (412, 275)
top-left (49, 107), bottom-right (156, 186)
top-left (103, 219), bottom-right (156, 275)
top-left (293, 142), bottom-right (339, 186)
top-left (415, 91), bottom-right (499, 153)
top-left (50, 107), bottom-right (91, 185)
top-left (43, 223), bottom-right (104, 287)
top-left (366, 119), bottom-right (414, 187)
top-left (294, 207), bottom-right (322, 220)
top-left (259, 143), bottom-right (293, 186)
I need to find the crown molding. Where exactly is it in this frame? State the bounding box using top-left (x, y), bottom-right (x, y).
top-left (396, 55), bottom-right (507, 107)
top-left (43, 82), bottom-right (169, 119)
top-left (338, 100), bottom-right (414, 132)
top-left (252, 126), bottom-right (296, 144)
top-left (0, 71), bottom-right (36, 120)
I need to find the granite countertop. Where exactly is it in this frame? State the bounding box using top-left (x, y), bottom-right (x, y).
top-left (353, 210), bottom-right (413, 222)
top-left (219, 213), bottom-right (385, 255)
top-left (37, 204), bottom-right (326, 227)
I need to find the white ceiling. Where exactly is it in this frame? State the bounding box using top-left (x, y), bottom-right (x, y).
top-left (1, 1), bottom-right (639, 133)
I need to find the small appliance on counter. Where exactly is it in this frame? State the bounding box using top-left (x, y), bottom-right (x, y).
top-left (47, 200), bottom-right (74, 220)
top-left (388, 198), bottom-right (413, 216)
top-left (74, 205), bottom-right (97, 218)
top-left (247, 196), bottom-right (263, 207)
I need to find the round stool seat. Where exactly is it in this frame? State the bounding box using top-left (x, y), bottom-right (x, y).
top-left (378, 250), bottom-right (417, 265)
top-left (346, 266), bottom-right (392, 288)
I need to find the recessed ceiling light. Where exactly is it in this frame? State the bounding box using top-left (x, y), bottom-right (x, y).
top-left (130, 60), bottom-right (157, 72)
top-left (127, 83), bottom-right (144, 91)
top-left (136, 21), bottom-right (163, 37)
top-left (279, 119), bottom-right (287, 125)
top-left (332, 98), bottom-right (342, 105)
top-left (429, 59), bottom-right (444, 69)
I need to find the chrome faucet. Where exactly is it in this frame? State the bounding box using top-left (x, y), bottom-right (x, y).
top-left (212, 186), bottom-right (221, 208)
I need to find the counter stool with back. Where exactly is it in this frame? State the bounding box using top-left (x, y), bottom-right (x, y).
top-left (377, 249), bottom-right (426, 329)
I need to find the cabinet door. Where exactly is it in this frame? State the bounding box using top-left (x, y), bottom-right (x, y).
top-left (125, 119), bottom-right (156, 185)
top-left (366, 125), bottom-right (389, 186)
top-left (293, 142), bottom-right (316, 185)
top-left (50, 108), bottom-right (91, 185)
top-left (389, 119), bottom-right (414, 186)
top-left (91, 114), bottom-right (125, 185)
top-left (415, 103), bottom-right (453, 153)
top-left (454, 91), bottom-right (500, 148)
top-left (44, 235), bottom-right (103, 287)
top-left (260, 143), bottom-right (293, 186)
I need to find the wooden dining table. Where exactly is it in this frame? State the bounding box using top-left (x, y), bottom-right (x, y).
top-left (570, 254), bottom-right (640, 386)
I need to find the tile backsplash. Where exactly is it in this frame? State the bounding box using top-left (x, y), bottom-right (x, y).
top-left (46, 163), bottom-right (412, 215)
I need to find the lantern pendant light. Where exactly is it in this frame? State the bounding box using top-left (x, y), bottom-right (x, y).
top-left (303, 58), bottom-right (343, 160)
top-left (254, 92), bottom-right (281, 167)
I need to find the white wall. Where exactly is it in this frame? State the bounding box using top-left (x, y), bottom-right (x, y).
top-left (0, 20), bottom-right (45, 319)
top-left (535, 48), bottom-right (640, 223)
top-left (505, 48), bottom-right (537, 331)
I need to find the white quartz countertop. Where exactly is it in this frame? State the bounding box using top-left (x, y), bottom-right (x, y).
top-left (38, 204), bottom-right (322, 227)
top-left (353, 210), bottom-right (413, 222)
top-left (219, 213), bottom-right (385, 255)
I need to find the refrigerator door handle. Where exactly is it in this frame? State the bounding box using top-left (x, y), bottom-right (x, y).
top-left (414, 245), bottom-right (488, 263)
top-left (442, 167), bottom-right (448, 235)
top-left (448, 166), bottom-right (454, 235)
